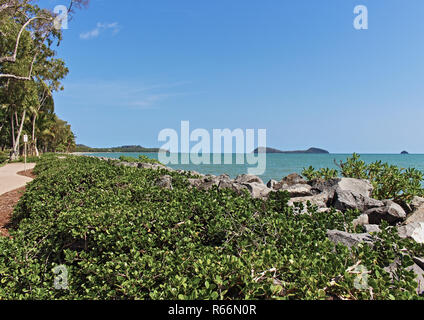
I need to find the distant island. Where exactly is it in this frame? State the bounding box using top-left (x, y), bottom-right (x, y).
top-left (253, 147), bottom-right (330, 154)
top-left (75, 145), bottom-right (165, 153)
top-left (401, 151), bottom-right (409, 155)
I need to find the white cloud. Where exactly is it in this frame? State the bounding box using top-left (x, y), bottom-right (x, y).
top-left (60, 80), bottom-right (192, 110)
top-left (80, 22), bottom-right (121, 40)
top-left (130, 93), bottom-right (184, 110)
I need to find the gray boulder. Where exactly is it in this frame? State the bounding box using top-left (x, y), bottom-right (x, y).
top-left (406, 207), bottom-right (424, 225)
top-left (410, 196), bottom-right (424, 211)
top-left (244, 182), bottom-right (272, 199)
top-left (217, 174), bottom-right (231, 182)
top-left (281, 173), bottom-right (307, 186)
top-left (413, 257), bottom-right (424, 271)
top-left (138, 163), bottom-right (171, 171)
top-left (267, 179), bottom-right (279, 189)
top-left (309, 178), bottom-right (340, 195)
top-left (235, 174), bottom-right (264, 185)
top-left (156, 175), bottom-right (173, 190)
top-left (336, 178), bottom-right (373, 197)
top-left (273, 173), bottom-right (309, 192)
top-left (365, 200), bottom-right (407, 225)
top-left (189, 171), bottom-right (204, 177)
top-left (363, 224), bottom-right (382, 234)
top-left (327, 230), bottom-right (374, 249)
top-left (384, 259), bottom-right (424, 295)
top-left (398, 222), bottom-right (424, 244)
top-left (218, 180), bottom-right (248, 194)
top-left (281, 184), bottom-right (313, 197)
top-left (352, 214), bottom-right (370, 228)
top-left (332, 178), bottom-right (383, 212)
top-left (198, 179), bottom-right (220, 191)
top-left (334, 191), bottom-right (384, 212)
top-left (288, 192), bottom-right (331, 212)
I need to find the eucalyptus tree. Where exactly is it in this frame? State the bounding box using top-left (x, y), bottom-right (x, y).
top-left (1, 77), bottom-right (37, 158)
top-left (29, 57), bottom-right (68, 155)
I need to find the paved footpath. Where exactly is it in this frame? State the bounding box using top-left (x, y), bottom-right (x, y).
top-left (0, 163), bottom-right (36, 196)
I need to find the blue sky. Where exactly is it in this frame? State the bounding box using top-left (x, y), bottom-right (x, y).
top-left (41, 0), bottom-right (424, 153)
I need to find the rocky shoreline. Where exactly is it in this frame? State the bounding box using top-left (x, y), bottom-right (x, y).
top-left (93, 155), bottom-right (424, 294)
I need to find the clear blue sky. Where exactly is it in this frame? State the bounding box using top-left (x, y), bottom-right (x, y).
top-left (42, 0), bottom-right (424, 153)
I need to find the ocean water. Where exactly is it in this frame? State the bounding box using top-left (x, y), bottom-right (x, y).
top-left (86, 153), bottom-right (424, 184)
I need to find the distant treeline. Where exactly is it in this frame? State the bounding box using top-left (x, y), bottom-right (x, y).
top-left (75, 145), bottom-right (163, 153)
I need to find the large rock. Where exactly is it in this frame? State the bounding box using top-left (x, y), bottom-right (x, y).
top-left (336, 178), bottom-right (373, 197)
top-left (281, 184), bottom-right (313, 197)
top-left (138, 163), bottom-right (171, 171)
top-left (244, 182), bottom-right (271, 199)
top-left (365, 200), bottom-right (407, 225)
top-left (198, 179), bottom-right (220, 191)
top-left (406, 197), bottom-right (424, 225)
top-left (274, 174), bottom-right (309, 192)
top-left (352, 214), bottom-right (369, 228)
top-left (218, 180), bottom-right (248, 194)
top-left (384, 259), bottom-right (424, 295)
top-left (281, 173), bottom-right (307, 186)
top-left (309, 178), bottom-right (340, 195)
top-left (267, 179), bottom-right (279, 189)
top-left (398, 222), bottom-right (424, 244)
top-left (327, 230), bottom-right (374, 249)
top-left (288, 192), bottom-right (331, 212)
top-left (410, 264), bottom-right (424, 295)
top-left (363, 224), bottom-right (382, 234)
top-left (331, 178), bottom-right (383, 212)
top-left (216, 174), bottom-right (231, 182)
top-left (413, 257), bottom-right (424, 271)
top-left (410, 196), bottom-right (424, 211)
top-left (235, 174), bottom-right (264, 185)
top-left (334, 190), bottom-right (384, 212)
top-left (188, 178), bottom-right (204, 188)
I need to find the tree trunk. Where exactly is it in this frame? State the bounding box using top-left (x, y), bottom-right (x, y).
top-left (11, 110), bottom-right (26, 160)
top-left (31, 114), bottom-right (40, 156)
top-left (9, 112), bottom-right (16, 159)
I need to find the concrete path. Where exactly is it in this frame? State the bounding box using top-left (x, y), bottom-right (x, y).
top-left (0, 163), bottom-right (36, 196)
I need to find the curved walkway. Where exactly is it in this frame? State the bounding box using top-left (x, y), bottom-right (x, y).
top-left (0, 163), bottom-right (36, 196)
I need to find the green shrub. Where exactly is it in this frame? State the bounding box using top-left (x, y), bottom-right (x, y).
top-left (302, 153), bottom-right (424, 204)
top-left (0, 151), bottom-right (8, 164)
top-left (0, 154), bottom-right (423, 300)
top-left (119, 155), bottom-right (161, 165)
top-left (302, 166), bottom-right (338, 181)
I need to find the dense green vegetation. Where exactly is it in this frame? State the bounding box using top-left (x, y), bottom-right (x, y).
top-left (0, 154), bottom-right (423, 300)
top-left (0, 150), bottom-right (8, 164)
top-left (75, 145), bottom-right (164, 153)
top-left (302, 153), bottom-right (424, 205)
top-left (118, 155), bottom-right (162, 165)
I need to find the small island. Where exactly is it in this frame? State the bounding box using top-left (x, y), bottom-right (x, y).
top-left (401, 151), bottom-right (409, 155)
top-left (253, 147), bottom-right (330, 154)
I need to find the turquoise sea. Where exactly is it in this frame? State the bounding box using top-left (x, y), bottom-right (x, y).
top-left (86, 153), bottom-right (424, 184)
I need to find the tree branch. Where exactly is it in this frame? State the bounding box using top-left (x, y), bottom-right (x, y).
top-left (0, 16), bottom-right (46, 64)
top-left (0, 52), bottom-right (37, 80)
